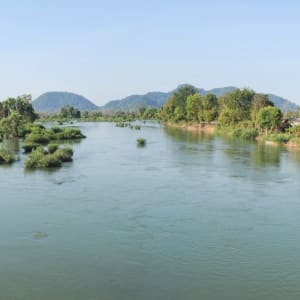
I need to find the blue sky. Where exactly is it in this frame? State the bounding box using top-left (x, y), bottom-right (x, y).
top-left (0, 0), bottom-right (300, 105)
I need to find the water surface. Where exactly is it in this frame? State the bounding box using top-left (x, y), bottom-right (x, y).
top-left (1, 122), bottom-right (300, 300)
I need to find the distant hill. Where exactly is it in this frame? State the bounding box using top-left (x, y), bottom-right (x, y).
top-left (33, 92), bottom-right (98, 112)
top-left (102, 86), bottom-right (298, 112)
top-left (33, 87), bottom-right (299, 113)
top-left (268, 94), bottom-right (298, 112)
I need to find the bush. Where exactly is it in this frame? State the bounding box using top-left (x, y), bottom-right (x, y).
top-left (0, 148), bottom-right (15, 164)
top-left (25, 146), bottom-right (74, 169)
top-left (134, 125), bottom-right (141, 130)
top-left (39, 154), bottom-right (62, 168)
top-left (232, 128), bottom-right (258, 140)
top-left (137, 138), bottom-right (146, 147)
top-left (24, 147), bottom-right (47, 168)
top-left (25, 133), bottom-right (50, 144)
top-left (269, 133), bottom-right (290, 144)
top-left (54, 147), bottom-right (73, 162)
top-left (50, 127), bottom-right (86, 140)
top-left (22, 142), bottom-right (40, 153)
top-left (48, 144), bottom-right (59, 154)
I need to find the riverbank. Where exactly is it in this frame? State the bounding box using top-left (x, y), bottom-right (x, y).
top-left (165, 121), bottom-right (300, 151)
top-left (165, 121), bottom-right (216, 134)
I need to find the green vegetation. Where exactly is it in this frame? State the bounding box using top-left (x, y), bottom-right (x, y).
top-left (0, 148), bottom-right (15, 164)
top-left (137, 138), bottom-right (146, 147)
top-left (25, 146), bottom-right (74, 169)
top-left (0, 95), bottom-right (85, 169)
top-left (160, 85), bottom-right (300, 144)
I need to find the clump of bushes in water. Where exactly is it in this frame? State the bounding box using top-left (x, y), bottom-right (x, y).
top-left (48, 143), bottom-right (59, 154)
top-left (22, 142), bottom-right (40, 153)
top-left (116, 122), bottom-right (141, 130)
top-left (25, 145), bottom-right (74, 169)
top-left (0, 148), bottom-right (15, 164)
top-left (137, 138), bottom-right (146, 147)
top-left (24, 127), bottom-right (85, 145)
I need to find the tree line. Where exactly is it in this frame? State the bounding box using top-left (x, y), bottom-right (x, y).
top-left (159, 85), bottom-right (283, 133)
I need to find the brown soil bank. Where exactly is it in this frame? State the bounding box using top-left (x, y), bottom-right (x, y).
top-left (165, 122), bottom-right (215, 134)
top-left (166, 122), bottom-right (300, 151)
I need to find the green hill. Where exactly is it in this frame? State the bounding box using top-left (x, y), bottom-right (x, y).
top-left (102, 86), bottom-right (298, 112)
top-left (33, 92), bottom-right (98, 112)
top-left (33, 87), bottom-right (299, 113)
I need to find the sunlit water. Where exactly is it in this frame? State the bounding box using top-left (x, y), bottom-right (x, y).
top-left (1, 122), bottom-right (300, 300)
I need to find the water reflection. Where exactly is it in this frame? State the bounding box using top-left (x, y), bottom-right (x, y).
top-left (251, 143), bottom-right (281, 168)
top-left (164, 126), bottom-right (214, 144)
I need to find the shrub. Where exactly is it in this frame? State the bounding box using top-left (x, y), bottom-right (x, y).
top-left (24, 147), bottom-right (47, 168)
top-left (54, 147), bottom-right (73, 162)
top-left (25, 145), bottom-right (74, 169)
top-left (48, 144), bottom-right (59, 154)
top-left (22, 142), bottom-right (40, 153)
top-left (232, 128), bottom-right (258, 140)
top-left (39, 154), bottom-right (62, 168)
top-left (269, 133), bottom-right (290, 144)
top-left (0, 148), bottom-right (15, 164)
top-left (134, 125), bottom-right (141, 130)
top-left (25, 133), bottom-right (50, 144)
top-left (137, 138), bottom-right (146, 147)
top-left (50, 128), bottom-right (86, 140)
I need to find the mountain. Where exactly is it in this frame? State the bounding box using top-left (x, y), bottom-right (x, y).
top-left (33, 92), bottom-right (98, 112)
top-left (268, 94), bottom-right (298, 112)
top-left (102, 86), bottom-right (298, 112)
top-left (33, 87), bottom-right (299, 113)
top-left (102, 91), bottom-right (172, 111)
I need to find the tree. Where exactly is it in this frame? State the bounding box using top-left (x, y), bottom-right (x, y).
top-left (199, 94), bottom-right (218, 123)
top-left (257, 106), bottom-right (282, 133)
top-left (161, 85), bottom-right (198, 121)
top-left (218, 89), bottom-right (254, 126)
top-left (186, 94), bottom-right (202, 122)
top-left (0, 95), bottom-right (37, 122)
top-left (60, 106), bottom-right (81, 119)
top-left (251, 94), bottom-right (274, 128)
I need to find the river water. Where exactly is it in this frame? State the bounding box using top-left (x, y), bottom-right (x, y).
top-left (1, 122), bottom-right (300, 300)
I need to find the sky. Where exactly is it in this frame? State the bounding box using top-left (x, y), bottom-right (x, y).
top-left (0, 0), bottom-right (300, 105)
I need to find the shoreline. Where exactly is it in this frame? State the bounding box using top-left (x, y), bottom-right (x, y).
top-left (165, 121), bottom-right (300, 151)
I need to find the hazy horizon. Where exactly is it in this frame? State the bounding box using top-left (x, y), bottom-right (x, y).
top-left (1, 0), bottom-right (300, 105)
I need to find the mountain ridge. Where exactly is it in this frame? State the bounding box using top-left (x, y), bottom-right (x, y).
top-left (32, 87), bottom-right (299, 113)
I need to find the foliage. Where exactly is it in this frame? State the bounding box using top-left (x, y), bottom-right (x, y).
top-left (137, 138), bottom-right (146, 146)
top-left (54, 147), bottom-right (73, 162)
top-left (257, 106), bottom-right (282, 132)
top-left (0, 148), bottom-right (15, 164)
top-left (60, 105), bottom-right (81, 119)
top-left (218, 89), bottom-right (255, 126)
top-left (22, 142), bottom-right (40, 153)
top-left (48, 144), bottom-right (59, 154)
top-left (268, 133), bottom-right (290, 144)
top-left (25, 145), bottom-right (74, 169)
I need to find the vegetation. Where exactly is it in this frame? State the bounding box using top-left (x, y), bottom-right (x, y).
top-left (160, 85), bottom-right (300, 144)
top-left (137, 138), bottom-right (146, 147)
top-left (0, 148), bottom-right (15, 164)
top-left (25, 146), bottom-right (74, 169)
top-left (0, 95), bottom-right (85, 169)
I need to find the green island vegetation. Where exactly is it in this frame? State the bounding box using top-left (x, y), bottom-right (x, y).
top-left (159, 85), bottom-right (300, 146)
top-left (39, 105), bottom-right (159, 123)
top-left (0, 95), bottom-right (85, 168)
top-left (136, 138), bottom-right (146, 147)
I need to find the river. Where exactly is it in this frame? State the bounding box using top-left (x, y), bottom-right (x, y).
top-left (1, 122), bottom-right (300, 300)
